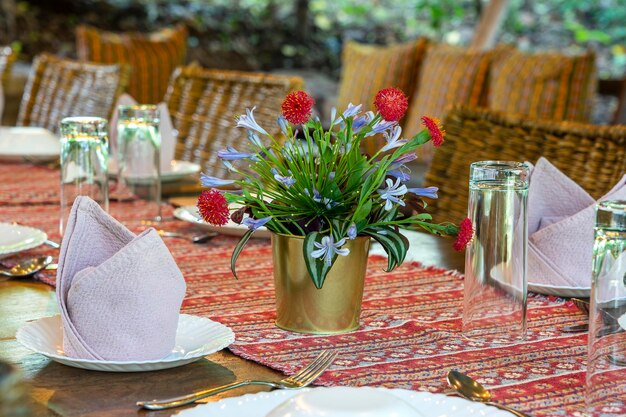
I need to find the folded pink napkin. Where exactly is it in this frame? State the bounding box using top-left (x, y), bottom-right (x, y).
top-left (528, 157), bottom-right (626, 289)
top-left (56, 196), bottom-right (186, 361)
top-left (108, 94), bottom-right (176, 173)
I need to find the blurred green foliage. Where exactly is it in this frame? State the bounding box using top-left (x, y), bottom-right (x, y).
top-left (1, 0), bottom-right (624, 77)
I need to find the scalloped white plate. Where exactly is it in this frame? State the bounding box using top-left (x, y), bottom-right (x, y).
top-left (0, 127), bottom-right (59, 161)
top-left (173, 205), bottom-right (271, 238)
top-left (175, 387), bottom-right (511, 417)
top-left (16, 314), bottom-right (234, 372)
top-left (0, 223), bottom-right (47, 259)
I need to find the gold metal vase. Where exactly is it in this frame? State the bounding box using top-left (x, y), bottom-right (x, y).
top-left (271, 233), bottom-right (370, 334)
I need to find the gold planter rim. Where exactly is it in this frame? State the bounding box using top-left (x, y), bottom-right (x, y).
top-left (270, 231), bottom-right (370, 243)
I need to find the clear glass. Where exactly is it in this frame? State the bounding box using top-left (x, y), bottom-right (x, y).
top-left (463, 161), bottom-right (529, 343)
top-left (116, 105), bottom-right (161, 220)
top-left (59, 117), bottom-right (109, 236)
top-left (586, 200), bottom-right (626, 415)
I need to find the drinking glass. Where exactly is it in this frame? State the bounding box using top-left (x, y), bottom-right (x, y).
top-left (462, 161), bottom-right (529, 343)
top-left (59, 117), bottom-right (109, 236)
top-left (586, 200), bottom-right (626, 414)
top-left (116, 104), bottom-right (161, 221)
top-left (117, 105), bottom-right (161, 220)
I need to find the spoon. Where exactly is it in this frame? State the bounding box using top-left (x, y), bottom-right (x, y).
top-left (0, 256), bottom-right (54, 278)
top-left (447, 370), bottom-right (531, 417)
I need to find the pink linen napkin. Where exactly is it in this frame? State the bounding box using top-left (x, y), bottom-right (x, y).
top-left (108, 94), bottom-right (177, 173)
top-left (56, 196), bottom-right (186, 361)
top-left (527, 157), bottom-right (626, 289)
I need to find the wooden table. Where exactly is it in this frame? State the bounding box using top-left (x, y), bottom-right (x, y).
top-left (0, 231), bottom-right (463, 417)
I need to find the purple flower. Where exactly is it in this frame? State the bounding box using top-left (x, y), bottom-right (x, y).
top-left (222, 160), bottom-right (236, 171)
top-left (366, 119), bottom-right (396, 137)
top-left (380, 126), bottom-right (407, 152)
top-left (277, 115), bottom-right (289, 136)
top-left (388, 170), bottom-right (410, 182)
top-left (342, 103), bottom-right (362, 118)
top-left (377, 177), bottom-right (408, 211)
top-left (347, 223), bottom-right (357, 240)
top-left (236, 107), bottom-right (268, 135)
top-left (393, 153), bottom-right (418, 165)
top-left (201, 173), bottom-right (234, 187)
top-left (242, 216), bottom-right (272, 230)
top-left (407, 186), bottom-right (438, 199)
top-left (218, 147), bottom-right (258, 161)
top-left (304, 188), bottom-right (336, 209)
top-left (311, 235), bottom-right (350, 266)
top-left (328, 172), bottom-right (335, 180)
top-left (271, 168), bottom-right (296, 188)
top-left (246, 130), bottom-right (263, 148)
top-left (352, 111), bottom-right (374, 133)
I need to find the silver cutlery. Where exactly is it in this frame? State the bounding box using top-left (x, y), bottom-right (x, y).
top-left (156, 230), bottom-right (218, 244)
top-left (137, 349), bottom-right (338, 410)
top-left (447, 370), bottom-right (531, 417)
top-left (44, 239), bottom-right (60, 249)
top-left (0, 256), bottom-right (54, 278)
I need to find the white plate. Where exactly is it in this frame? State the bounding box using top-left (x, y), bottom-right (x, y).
top-left (0, 127), bottom-right (59, 161)
top-left (108, 160), bottom-right (201, 183)
top-left (16, 314), bottom-right (234, 372)
top-left (0, 223), bottom-right (47, 258)
top-left (175, 387), bottom-right (510, 417)
top-left (174, 205), bottom-right (271, 239)
top-left (528, 282), bottom-right (590, 298)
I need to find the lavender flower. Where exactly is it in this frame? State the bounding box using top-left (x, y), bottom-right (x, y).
top-left (236, 107), bottom-right (268, 136)
top-left (242, 216), bottom-right (272, 230)
top-left (366, 119), bottom-right (396, 137)
top-left (330, 107), bottom-right (337, 125)
top-left (377, 177), bottom-right (408, 211)
top-left (352, 111), bottom-right (374, 133)
top-left (347, 223), bottom-right (357, 240)
top-left (200, 173), bottom-right (235, 187)
top-left (380, 126), bottom-right (407, 152)
top-left (277, 115), bottom-right (289, 136)
top-left (342, 103), bottom-right (362, 118)
top-left (246, 130), bottom-right (263, 148)
top-left (311, 235), bottom-right (350, 266)
top-left (392, 153), bottom-right (418, 165)
top-left (222, 160), bottom-right (236, 172)
top-left (217, 147), bottom-right (258, 161)
top-left (271, 168), bottom-right (296, 188)
top-left (407, 186), bottom-right (438, 199)
top-left (387, 169), bottom-right (410, 182)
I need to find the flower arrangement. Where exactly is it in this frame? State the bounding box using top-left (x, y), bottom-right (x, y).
top-left (198, 87), bottom-right (471, 289)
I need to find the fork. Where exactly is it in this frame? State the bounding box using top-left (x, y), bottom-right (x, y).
top-left (137, 349), bottom-right (338, 410)
top-left (156, 230), bottom-right (218, 244)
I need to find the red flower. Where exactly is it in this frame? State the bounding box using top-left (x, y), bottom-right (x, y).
top-left (374, 87), bottom-right (409, 122)
top-left (281, 91), bottom-right (315, 125)
top-left (197, 189), bottom-right (230, 226)
top-left (453, 218), bottom-right (474, 251)
top-left (421, 116), bottom-right (445, 147)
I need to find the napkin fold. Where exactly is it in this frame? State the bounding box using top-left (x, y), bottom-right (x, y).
top-left (108, 94), bottom-right (176, 173)
top-left (528, 157), bottom-right (626, 289)
top-left (56, 196), bottom-right (186, 361)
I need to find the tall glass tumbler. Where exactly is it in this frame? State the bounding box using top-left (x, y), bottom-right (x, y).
top-left (59, 117), bottom-right (109, 236)
top-left (587, 200), bottom-right (626, 415)
top-left (117, 105), bottom-right (161, 220)
top-left (462, 161), bottom-right (529, 343)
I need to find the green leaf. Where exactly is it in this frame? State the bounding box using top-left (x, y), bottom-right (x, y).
top-left (230, 229), bottom-right (254, 279)
top-left (303, 232), bottom-right (336, 289)
top-left (353, 199), bottom-right (372, 223)
top-left (363, 226), bottom-right (409, 272)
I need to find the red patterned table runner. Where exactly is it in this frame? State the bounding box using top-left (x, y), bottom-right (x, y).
top-left (0, 162), bottom-right (613, 417)
top-left (0, 162), bottom-right (60, 205)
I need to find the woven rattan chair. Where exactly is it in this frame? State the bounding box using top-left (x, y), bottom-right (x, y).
top-left (17, 53), bottom-right (130, 132)
top-left (164, 65), bottom-right (304, 177)
top-left (0, 46), bottom-right (15, 87)
top-left (424, 107), bottom-right (626, 224)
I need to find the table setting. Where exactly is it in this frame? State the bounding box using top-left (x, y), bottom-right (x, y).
top-left (0, 86), bottom-right (625, 417)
